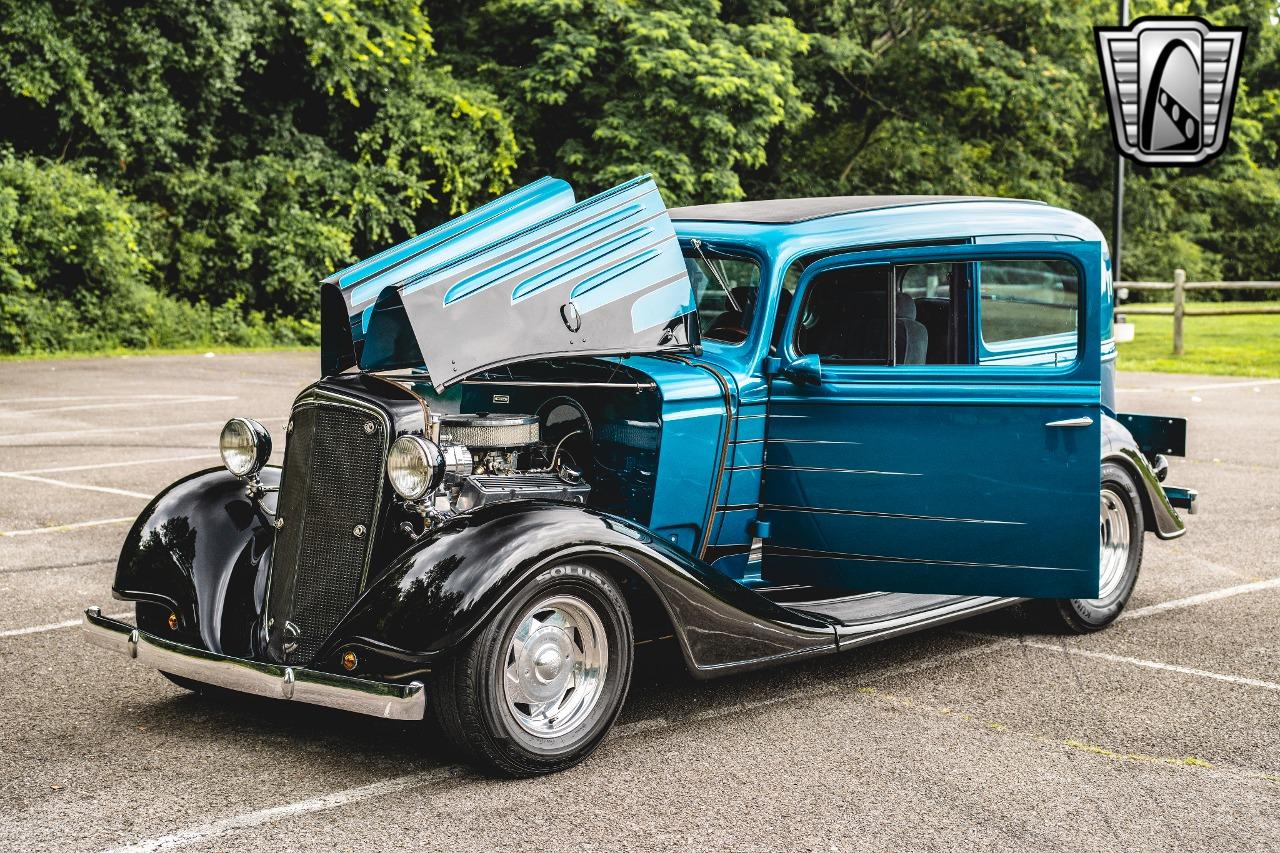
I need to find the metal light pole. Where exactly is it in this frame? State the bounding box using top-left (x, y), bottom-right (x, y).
top-left (1111, 0), bottom-right (1130, 285)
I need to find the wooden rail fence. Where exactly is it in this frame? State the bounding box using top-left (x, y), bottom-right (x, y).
top-left (1116, 270), bottom-right (1280, 355)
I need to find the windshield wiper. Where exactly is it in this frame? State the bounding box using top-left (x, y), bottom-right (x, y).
top-left (691, 238), bottom-right (740, 313)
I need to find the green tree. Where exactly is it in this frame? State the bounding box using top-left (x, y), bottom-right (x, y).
top-left (433, 0), bottom-right (811, 203)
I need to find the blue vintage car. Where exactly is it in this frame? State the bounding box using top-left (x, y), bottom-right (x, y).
top-left (84, 175), bottom-right (1196, 776)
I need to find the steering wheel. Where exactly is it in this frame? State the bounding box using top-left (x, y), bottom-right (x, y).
top-left (706, 326), bottom-right (749, 343)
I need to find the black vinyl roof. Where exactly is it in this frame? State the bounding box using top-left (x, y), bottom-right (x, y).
top-left (668, 195), bottom-right (1044, 224)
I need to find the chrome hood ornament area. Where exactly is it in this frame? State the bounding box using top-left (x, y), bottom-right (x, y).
top-left (321, 174), bottom-right (698, 391)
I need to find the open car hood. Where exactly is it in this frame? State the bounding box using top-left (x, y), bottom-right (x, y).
top-left (322, 175), bottom-right (698, 391)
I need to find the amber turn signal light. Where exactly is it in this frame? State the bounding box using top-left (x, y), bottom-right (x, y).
top-left (340, 651), bottom-right (358, 671)
top-left (167, 612), bottom-right (178, 631)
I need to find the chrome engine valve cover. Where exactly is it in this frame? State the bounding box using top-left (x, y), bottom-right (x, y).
top-left (455, 472), bottom-right (591, 513)
top-left (438, 413), bottom-right (540, 448)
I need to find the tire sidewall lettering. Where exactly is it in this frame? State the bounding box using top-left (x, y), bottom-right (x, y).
top-left (532, 562), bottom-right (627, 611)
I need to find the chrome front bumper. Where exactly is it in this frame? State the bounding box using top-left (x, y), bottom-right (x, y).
top-left (82, 607), bottom-right (425, 721)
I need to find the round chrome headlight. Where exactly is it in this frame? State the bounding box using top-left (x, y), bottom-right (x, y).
top-left (386, 435), bottom-right (445, 501)
top-left (219, 418), bottom-right (272, 478)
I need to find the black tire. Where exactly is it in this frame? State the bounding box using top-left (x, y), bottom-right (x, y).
top-left (1035, 461), bottom-right (1145, 633)
top-left (429, 563), bottom-right (634, 776)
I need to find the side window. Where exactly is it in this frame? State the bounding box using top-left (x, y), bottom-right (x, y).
top-left (790, 255), bottom-right (1082, 369)
top-left (979, 259), bottom-right (1078, 345)
top-left (794, 265), bottom-right (890, 364)
top-left (895, 262), bottom-right (965, 365)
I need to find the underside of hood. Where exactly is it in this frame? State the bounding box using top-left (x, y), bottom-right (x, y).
top-left (321, 175), bottom-right (699, 391)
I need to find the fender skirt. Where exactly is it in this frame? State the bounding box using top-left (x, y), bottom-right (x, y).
top-left (326, 501), bottom-right (837, 679)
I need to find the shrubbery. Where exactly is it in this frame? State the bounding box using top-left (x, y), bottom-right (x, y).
top-left (0, 153), bottom-right (319, 353)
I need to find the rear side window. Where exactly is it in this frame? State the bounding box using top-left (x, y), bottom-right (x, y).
top-left (979, 259), bottom-right (1078, 344)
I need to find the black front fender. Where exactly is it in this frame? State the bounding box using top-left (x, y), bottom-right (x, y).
top-left (114, 467), bottom-right (278, 656)
top-left (327, 501), bottom-right (836, 679)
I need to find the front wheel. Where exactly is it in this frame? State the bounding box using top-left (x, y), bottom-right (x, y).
top-left (1036, 462), bottom-right (1145, 633)
top-left (429, 563), bottom-right (633, 776)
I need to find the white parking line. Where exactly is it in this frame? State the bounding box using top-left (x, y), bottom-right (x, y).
top-left (0, 417), bottom-right (284, 444)
top-left (99, 768), bottom-right (465, 853)
top-left (2, 453), bottom-right (217, 476)
top-left (0, 395), bottom-right (236, 416)
top-left (0, 472), bottom-right (152, 499)
top-left (1119, 576), bottom-right (1280, 621)
top-left (0, 394), bottom-right (224, 405)
top-left (1, 516), bottom-right (133, 537)
top-left (0, 611), bottom-right (131, 639)
top-left (1021, 641), bottom-right (1280, 692)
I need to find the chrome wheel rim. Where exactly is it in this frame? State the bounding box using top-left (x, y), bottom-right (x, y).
top-left (1096, 486), bottom-right (1132, 600)
top-left (502, 594), bottom-right (608, 739)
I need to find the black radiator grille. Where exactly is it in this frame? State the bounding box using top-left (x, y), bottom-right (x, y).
top-left (268, 394), bottom-right (387, 665)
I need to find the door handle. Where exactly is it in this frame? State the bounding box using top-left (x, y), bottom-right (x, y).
top-left (1045, 416), bottom-right (1094, 428)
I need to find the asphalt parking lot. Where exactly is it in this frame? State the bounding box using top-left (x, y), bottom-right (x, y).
top-left (1, 352), bottom-right (1277, 851)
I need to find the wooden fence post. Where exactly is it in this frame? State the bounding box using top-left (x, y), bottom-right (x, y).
top-left (1172, 268), bottom-right (1186, 356)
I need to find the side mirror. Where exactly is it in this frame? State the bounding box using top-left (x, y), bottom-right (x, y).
top-left (782, 353), bottom-right (823, 385)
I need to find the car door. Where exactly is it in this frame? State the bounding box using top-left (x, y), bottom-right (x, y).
top-left (760, 241), bottom-right (1102, 599)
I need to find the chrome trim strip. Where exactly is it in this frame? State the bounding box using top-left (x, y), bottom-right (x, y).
top-left (765, 545), bottom-right (1074, 573)
top-left (763, 503), bottom-right (1025, 525)
top-left (766, 465), bottom-right (922, 477)
top-left (1046, 416), bottom-right (1094, 428)
top-left (766, 438), bottom-right (863, 446)
top-left (82, 608), bottom-right (426, 721)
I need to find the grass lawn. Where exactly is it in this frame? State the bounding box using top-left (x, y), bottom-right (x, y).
top-left (1116, 301), bottom-right (1280, 377)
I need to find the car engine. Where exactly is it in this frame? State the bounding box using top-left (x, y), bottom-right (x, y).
top-left (426, 412), bottom-right (590, 516)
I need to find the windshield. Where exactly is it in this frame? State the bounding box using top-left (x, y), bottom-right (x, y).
top-left (683, 250), bottom-right (762, 345)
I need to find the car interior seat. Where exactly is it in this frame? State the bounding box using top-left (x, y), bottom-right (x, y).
top-left (895, 292), bottom-right (929, 365)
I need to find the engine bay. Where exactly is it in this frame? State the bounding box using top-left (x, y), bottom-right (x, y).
top-left (414, 411), bottom-right (591, 522)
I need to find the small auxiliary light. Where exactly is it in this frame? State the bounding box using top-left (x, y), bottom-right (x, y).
top-left (341, 651), bottom-right (359, 671)
top-left (167, 612), bottom-right (178, 631)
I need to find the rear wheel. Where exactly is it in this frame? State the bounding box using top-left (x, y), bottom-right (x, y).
top-left (429, 564), bottom-right (633, 776)
top-left (1037, 462), bottom-right (1144, 633)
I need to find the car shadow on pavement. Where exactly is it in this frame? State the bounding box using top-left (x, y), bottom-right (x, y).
top-left (104, 611), bottom-right (1035, 773)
